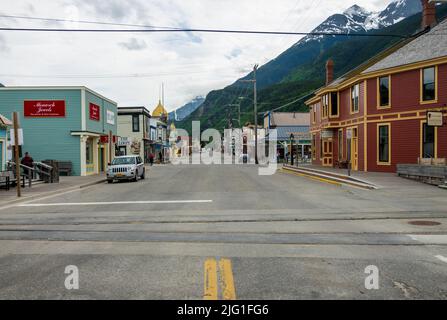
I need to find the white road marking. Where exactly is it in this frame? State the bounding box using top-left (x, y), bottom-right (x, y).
top-left (18, 200), bottom-right (213, 207)
top-left (407, 235), bottom-right (447, 245)
top-left (435, 255), bottom-right (447, 264)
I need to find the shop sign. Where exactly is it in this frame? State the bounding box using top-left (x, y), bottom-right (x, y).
top-left (24, 100), bottom-right (66, 117)
top-left (100, 135), bottom-right (118, 144)
top-left (9, 128), bottom-right (24, 145)
top-left (100, 135), bottom-right (109, 144)
top-left (89, 103), bottom-right (101, 121)
top-left (118, 137), bottom-right (131, 146)
top-left (321, 129), bottom-right (334, 139)
top-left (107, 110), bottom-right (115, 125)
top-left (427, 111), bottom-right (443, 127)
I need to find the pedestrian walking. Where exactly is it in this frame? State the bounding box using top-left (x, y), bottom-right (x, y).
top-left (21, 152), bottom-right (34, 176)
top-left (149, 153), bottom-right (154, 166)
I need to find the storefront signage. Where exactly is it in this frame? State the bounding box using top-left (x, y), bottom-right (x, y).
top-left (89, 103), bottom-right (101, 121)
top-left (100, 135), bottom-right (118, 144)
top-left (117, 137), bottom-right (131, 146)
top-left (427, 111), bottom-right (443, 127)
top-left (9, 128), bottom-right (24, 145)
top-left (107, 110), bottom-right (115, 125)
top-left (24, 100), bottom-right (66, 117)
top-left (321, 129), bottom-right (334, 139)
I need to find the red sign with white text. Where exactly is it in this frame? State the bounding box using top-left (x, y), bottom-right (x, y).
top-left (89, 103), bottom-right (101, 121)
top-left (24, 100), bottom-right (66, 117)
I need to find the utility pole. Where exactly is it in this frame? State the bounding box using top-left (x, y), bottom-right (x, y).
top-left (13, 112), bottom-right (21, 197)
top-left (240, 65), bottom-right (259, 164)
top-left (254, 64), bottom-right (259, 165)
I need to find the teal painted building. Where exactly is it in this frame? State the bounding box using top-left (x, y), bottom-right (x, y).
top-left (0, 87), bottom-right (118, 176)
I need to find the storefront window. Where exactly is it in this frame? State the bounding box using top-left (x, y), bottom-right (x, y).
top-left (422, 123), bottom-right (435, 158)
top-left (86, 138), bottom-right (93, 164)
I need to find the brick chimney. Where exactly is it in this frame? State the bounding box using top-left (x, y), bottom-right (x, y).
top-left (421, 0), bottom-right (437, 29)
top-left (326, 59), bottom-right (334, 86)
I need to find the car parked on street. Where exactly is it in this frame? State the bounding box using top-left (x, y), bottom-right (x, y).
top-left (107, 155), bottom-right (145, 183)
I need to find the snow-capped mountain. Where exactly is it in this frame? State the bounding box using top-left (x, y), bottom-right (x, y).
top-left (303, 0), bottom-right (422, 43)
top-left (169, 96), bottom-right (205, 122)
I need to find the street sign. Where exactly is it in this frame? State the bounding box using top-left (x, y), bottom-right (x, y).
top-left (9, 128), bottom-right (24, 145)
top-left (427, 111), bottom-right (443, 127)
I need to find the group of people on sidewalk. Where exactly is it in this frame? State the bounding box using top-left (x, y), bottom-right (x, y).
top-left (148, 152), bottom-right (164, 166)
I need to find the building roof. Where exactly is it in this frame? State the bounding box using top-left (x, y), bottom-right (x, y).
top-left (274, 126), bottom-right (310, 141)
top-left (152, 100), bottom-right (168, 118)
top-left (118, 106), bottom-right (151, 117)
top-left (363, 19), bottom-right (447, 73)
top-left (0, 114), bottom-right (12, 126)
top-left (268, 112), bottom-right (310, 127)
top-left (0, 86), bottom-right (118, 105)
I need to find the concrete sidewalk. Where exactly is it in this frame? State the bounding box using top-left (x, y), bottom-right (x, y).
top-left (289, 163), bottom-right (446, 190)
top-left (0, 174), bottom-right (107, 206)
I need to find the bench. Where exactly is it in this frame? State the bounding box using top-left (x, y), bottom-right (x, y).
top-left (335, 159), bottom-right (349, 169)
top-left (58, 161), bottom-right (72, 176)
top-left (397, 164), bottom-right (447, 186)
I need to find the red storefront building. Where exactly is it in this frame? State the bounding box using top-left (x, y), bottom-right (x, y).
top-left (306, 1), bottom-right (447, 173)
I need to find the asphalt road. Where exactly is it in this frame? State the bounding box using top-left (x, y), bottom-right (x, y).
top-left (1, 164), bottom-right (447, 300)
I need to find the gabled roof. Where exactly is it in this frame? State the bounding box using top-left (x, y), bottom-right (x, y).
top-left (363, 19), bottom-right (447, 73)
top-left (268, 112), bottom-right (310, 127)
top-left (306, 16), bottom-right (447, 104)
top-left (0, 114), bottom-right (12, 126)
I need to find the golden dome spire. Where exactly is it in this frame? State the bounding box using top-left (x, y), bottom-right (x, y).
top-left (152, 99), bottom-right (168, 118)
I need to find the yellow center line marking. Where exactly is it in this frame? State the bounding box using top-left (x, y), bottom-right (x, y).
top-left (204, 258), bottom-right (218, 300)
top-left (219, 259), bottom-right (237, 300)
top-left (280, 168), bottom-right (342, 186)
top-left (203, 258), bottom-right (237, 300)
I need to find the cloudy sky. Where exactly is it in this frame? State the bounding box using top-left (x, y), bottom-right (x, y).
top-left (0, 0), bottom-right (392, 111)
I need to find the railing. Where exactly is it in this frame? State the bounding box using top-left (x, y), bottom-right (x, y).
top-left (6, 161), bottom-right (57, 187)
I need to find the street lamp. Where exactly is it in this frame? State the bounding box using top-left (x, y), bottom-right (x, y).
top-left (290, 133), bottom-right (295, 166)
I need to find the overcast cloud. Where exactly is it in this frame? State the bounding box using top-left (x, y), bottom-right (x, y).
top-left (0, 0), bottom-right (392, 111)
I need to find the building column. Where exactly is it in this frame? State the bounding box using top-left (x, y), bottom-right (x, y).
top-left (93, 137), bottom-right (99, 174)
top-left (80, 135), bottom-right (88, 177)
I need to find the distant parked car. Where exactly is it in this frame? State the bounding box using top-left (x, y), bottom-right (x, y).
top-left (107, 155), bottom-right (145, 183)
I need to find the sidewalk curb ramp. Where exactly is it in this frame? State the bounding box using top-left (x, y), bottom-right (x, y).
top-left (282, 165), bottom-right (378, 190)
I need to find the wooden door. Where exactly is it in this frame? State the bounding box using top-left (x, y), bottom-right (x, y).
top-left (323, 139), bottom-right (333, 167)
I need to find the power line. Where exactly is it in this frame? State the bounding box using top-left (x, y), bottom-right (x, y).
top-left (0, 14), bottom-right (180, 30)
top-left (0, 26), bottom-right (410, 38)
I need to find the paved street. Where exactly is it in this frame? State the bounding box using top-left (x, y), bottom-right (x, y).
top-left (1, 164), bottom-right (447, 299)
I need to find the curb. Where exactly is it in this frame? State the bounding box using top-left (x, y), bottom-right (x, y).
top-left (282, 165), bottom-right (378, 190)
top-left (0, 179), bottom-right (106, 208)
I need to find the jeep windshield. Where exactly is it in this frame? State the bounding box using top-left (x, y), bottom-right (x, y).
top-left (112, 157), bottom-right (136, 165)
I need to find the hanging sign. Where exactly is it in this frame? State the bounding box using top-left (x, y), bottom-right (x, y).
top-left (24, 100), bottom-right (66, 117)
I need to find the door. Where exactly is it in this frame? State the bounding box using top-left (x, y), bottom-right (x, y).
top-left (322, 139), bottom-right (333, 167)
top-left (350, 128), bottom-right (358, 171)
